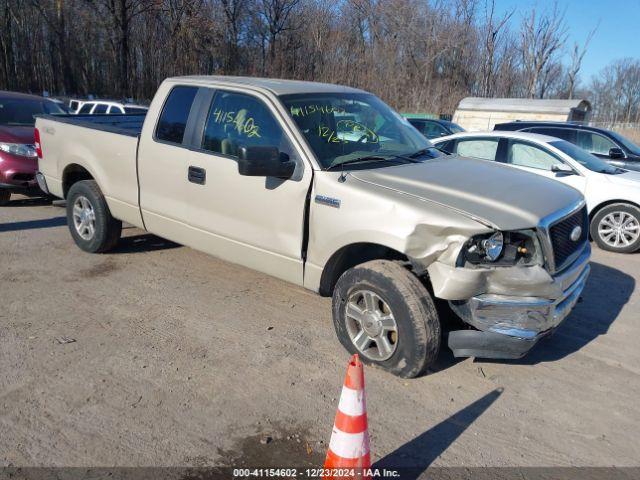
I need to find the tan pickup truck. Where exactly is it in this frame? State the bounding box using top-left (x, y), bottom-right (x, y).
top-left (35, 76), bottom-right (590, 377)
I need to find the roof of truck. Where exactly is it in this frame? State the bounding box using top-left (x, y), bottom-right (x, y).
top-left (167, 75), bottom-right (366, 96)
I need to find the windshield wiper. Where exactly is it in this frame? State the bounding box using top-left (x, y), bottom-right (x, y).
top-left (326, 155), bottom-right (404, 171)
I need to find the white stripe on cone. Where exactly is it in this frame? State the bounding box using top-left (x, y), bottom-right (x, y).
top-left (328, 427), bottom-right (370, 459)
top-left (337, 386), bottom-right (366, 417)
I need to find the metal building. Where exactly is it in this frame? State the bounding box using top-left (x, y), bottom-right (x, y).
top-left (452, 97), bottom-right (592, 131)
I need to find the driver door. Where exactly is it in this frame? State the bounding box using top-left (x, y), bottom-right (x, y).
top-left (184, 88), bottom-right (312, 285)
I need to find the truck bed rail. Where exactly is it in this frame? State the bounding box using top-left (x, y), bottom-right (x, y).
top-left (35, 113), bottom-right (145, 137)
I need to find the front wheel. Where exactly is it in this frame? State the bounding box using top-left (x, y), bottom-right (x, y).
top-left (0, 190), bottom-right (10, 205)
top-left (66, 180), bottom-right (122, 253)
top-left (332, 260), bottom-right (441, 378)
top-left (590, 203), bottom-right (640, 253)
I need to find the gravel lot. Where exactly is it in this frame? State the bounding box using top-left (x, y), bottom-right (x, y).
top-left (1, 195), bottom-right (639, 470)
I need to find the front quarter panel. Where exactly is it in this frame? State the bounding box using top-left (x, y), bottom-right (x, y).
top-left (304, 170), bottom-right (492, 292)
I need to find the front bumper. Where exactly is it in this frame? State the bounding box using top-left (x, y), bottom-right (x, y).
top-left (448, 243), bottom-right (590, 359)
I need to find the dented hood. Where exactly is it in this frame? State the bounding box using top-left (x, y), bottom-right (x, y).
top-left (350, 156), bottom-right (584, 231)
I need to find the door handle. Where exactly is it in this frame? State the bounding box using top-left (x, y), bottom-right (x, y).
top-left (188, 166), bottom-right (206, 185)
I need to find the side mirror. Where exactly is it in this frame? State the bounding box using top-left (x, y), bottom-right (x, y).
top-left (551, 163), bottom-right (575, 175)
top-left (237, 145), bottom-right (296, 179)
top-left (609, 147), bottom-right (624, 159)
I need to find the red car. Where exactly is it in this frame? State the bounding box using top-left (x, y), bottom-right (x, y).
top-left (0, 90), bottom-right (64, 205)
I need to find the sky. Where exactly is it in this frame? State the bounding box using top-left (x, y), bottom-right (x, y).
top-left (493, 0), bottom-right (640, 82)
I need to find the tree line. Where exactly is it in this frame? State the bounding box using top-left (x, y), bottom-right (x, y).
top-left (1, 0), bottom-right (638, 124)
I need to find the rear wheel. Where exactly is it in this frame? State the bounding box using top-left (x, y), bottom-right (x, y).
top-left (66, 180), bottom-right (121, 253)
top-left (590, 203), bottom-right (640, 253)
top-left (0, 190), bottom-right (10, 205)
top-left (332, 260), bottom-right (441, 378)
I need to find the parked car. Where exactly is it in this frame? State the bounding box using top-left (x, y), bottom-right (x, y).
top-left (433, 131), bottom-right (640, 253)
top-left (35, 76), bottom-right (590, 377)
top-left (494, 121), bottom-right (640, 172)
top-left (404, 115), bottom-right (465, 139)
top-left (0, 90), bottom-right (64, 204)
top-left (74, 100), bottom-right (148, 115)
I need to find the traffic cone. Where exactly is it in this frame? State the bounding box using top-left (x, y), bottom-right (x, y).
top-left (324, 354), bottom-right (371, 477)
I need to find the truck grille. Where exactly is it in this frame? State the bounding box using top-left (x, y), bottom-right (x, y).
top-left (549, 206), bottom-right (588, 271)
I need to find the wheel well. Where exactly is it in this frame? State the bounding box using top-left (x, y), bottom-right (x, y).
top-left (62, 164), bottom-right (94, 198)
top-left (318, 243), bottom-right (410, 297)
top-left (589, 199), bottom-right (640, 222)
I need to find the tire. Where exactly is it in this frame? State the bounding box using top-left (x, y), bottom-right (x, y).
top-left (0, 190), bottom-right (10, 205)
top-left (66, 180), bottom-right (121, 253)
top-left (590, 203), bottom-right (640, 253)
top-left (332, 260), bottom-right (441, 378)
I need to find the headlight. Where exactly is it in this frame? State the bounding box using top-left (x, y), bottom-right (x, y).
top-left (462, 230), bottom-right (540, 266)
top-left (481, 232), bottom-right (503, 261)
top-left (0, 143), bottom-right (37, 158)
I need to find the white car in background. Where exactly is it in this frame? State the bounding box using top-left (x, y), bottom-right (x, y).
top-left (433, 131), bottom-right (640, 253)
top-left (70, 100), bottom-right (148, 115)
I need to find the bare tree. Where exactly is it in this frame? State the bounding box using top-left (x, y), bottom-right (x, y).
top-left (478, 0), bottom-right (514, 97)
top-left (82, 0), bottom-right (157, 96)
top-left (518, 2), bottom-right (568, 98)
top-left (566, 25), bottom-right (597, 99)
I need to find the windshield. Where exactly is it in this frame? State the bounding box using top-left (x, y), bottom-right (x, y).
top-left (280, 92), bottom-right (439, 169)
top-left (609, 131), bottom-right (640, 156)
top-left (0, 98), bottom-right (64, 126)
top-left (550, 140), bottom-right (619, 173)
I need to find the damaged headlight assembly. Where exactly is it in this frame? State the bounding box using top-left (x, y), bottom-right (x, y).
top-left (460, 230), bottom-right (542, 267)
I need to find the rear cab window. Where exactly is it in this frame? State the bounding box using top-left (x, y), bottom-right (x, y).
top-left (155, 86), bottom-right (199, 144)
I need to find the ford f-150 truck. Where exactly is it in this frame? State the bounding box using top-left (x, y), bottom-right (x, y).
top-left (35, 76), bottom-right (591, 377)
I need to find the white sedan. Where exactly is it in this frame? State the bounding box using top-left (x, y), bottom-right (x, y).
top-left (433, 131), bottom-right (640, 253)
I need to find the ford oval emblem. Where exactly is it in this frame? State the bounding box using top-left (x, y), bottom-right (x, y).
top-left (570, 226), bottom-right (582, 242)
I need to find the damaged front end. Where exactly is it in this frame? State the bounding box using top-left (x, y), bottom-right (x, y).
top-left (422, 202), bottom-right (591, 359)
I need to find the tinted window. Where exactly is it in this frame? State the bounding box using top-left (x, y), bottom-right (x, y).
top-left (507, 140), bottom-right (563, 170)
top-left (423, 121), bottom-right (448, 138)
top-left (79, 103), bottom-right (94, 114)
top-left (576, 131), bottom-right (617, 155)
top-left (93, 104), bottom-right (108, 114)
top-left (155, 86), bottom-right (198, 144)
top-left (201, 90), bottom-right (294, 159)
top-left (0, 98), bottom-right (64, 126)
top-left (609, 131), bottom-right (640, 156)
top-left (455, 139), bottom-right (499, 160)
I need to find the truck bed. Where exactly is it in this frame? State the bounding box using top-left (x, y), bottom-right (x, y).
top-left (37, 113), bottom-right (146, 137)
top-left (36, 113), bottom-right (145, 229)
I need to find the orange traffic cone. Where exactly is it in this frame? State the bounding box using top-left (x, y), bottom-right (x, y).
top-left (324, 354), bottom-right (371, 477)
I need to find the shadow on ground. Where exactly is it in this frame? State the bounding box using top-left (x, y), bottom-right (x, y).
top-left (111, 233), bottom-right (181, 253)
top-left (1, 195), bottom-right (52, 208)
top-left (374, 388), bottom-right (503, 478)
top-left (0, 216), bottom-right (66, 232)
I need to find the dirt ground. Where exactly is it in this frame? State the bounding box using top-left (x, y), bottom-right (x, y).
top-left (1, 195), bottom-right (639, 471)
